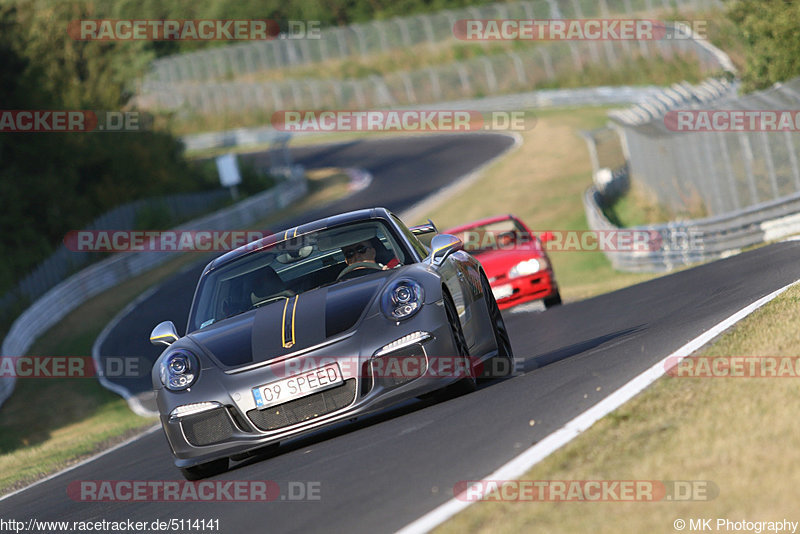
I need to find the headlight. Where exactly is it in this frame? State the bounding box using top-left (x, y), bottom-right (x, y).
top-left (509, 258), bottom-right (546, 278)
top-left (159, 349), bottom-right (199, 391)
top-left (381, 279), bottom-right (424, 321)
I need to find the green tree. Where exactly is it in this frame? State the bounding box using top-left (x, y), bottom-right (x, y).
top-left (728, 0), bottom-right (800, 91)
top-left (0, 2), bottom-right (215, 294)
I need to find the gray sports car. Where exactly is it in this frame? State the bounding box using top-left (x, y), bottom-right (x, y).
top-left (149, 207), bottom-right (513, 479)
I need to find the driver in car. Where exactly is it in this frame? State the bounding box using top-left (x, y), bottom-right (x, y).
top-left (342, 239), bottom-right (399, 270)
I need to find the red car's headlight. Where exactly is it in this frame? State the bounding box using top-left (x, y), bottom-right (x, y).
top-left (509, 258), bottom-right (547, 278)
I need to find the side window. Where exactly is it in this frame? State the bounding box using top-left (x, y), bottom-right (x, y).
top-left (391, 214), bottom-right (429, 260)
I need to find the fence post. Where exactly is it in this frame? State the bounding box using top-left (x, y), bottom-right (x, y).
top-left (539, 47), bottom-right (555, 79)
top-left (428, 69), bottom-right (443, 101)
top-left (481, 57), bottom-right (498, 94)
top-left (717, 134), bottom-right (741, 211)
top-left (785, 130), bottom-right (800, 191)
top-left (508, 52), bottom-right (527, 85)
top-left (738, 134), bottom-right (760, 205)
top-left (759, 131), bottom-right (780, 198)
top-left (400, 73), bottom-right (418, 104)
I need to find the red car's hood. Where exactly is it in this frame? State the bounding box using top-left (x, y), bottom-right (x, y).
top-left (472, 247), bottom-right (546, 278)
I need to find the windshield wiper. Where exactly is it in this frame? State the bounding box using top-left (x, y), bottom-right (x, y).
top-left (252, 295), bottom-right (288, 308)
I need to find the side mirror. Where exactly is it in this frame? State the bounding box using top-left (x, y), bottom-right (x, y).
top-left (427, 234), bottom-right (463, 266)
top-left (150, 321), bottom-right (179, 346)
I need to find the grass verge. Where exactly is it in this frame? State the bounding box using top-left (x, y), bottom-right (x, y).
top-left (436, 281), bottom-right (800, 533)
top-left (0, 169), bottom-right (353, 495)
top-left (603, 180), bottom-right (709, 228)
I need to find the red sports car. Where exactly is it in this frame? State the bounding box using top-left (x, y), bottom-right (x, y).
top-left (445, 215), bottom-right (561, 310)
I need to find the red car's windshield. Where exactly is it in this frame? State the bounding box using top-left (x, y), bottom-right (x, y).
top-left (451, 218), bottom-right (531, 255)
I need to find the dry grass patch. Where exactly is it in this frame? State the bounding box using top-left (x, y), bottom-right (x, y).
top-left (437, 282), bottom-right (800, 533)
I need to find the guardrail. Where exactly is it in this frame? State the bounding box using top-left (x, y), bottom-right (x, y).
top-left (0, 172), bottom-right (307, 409)
top-left (583, 186), bottom-right (800, 272)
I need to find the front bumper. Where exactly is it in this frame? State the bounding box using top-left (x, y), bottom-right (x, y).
top-left (491, 270), bottom-right (557, 309)
top-left (156, 301), bottom-right (465, 468)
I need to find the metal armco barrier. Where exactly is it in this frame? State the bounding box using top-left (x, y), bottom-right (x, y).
top-left (584, 186), bottom-right (800, 272)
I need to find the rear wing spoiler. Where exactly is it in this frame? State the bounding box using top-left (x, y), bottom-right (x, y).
top-left (409, 219), bottom-right (438, 250)
top-left (409, 219), bottom-right (438, 236)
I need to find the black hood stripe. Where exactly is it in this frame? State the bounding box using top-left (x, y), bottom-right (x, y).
top-left (194, 274), bottom-right (390, 368)
top-left (325, 278), bottom-right (383, 338)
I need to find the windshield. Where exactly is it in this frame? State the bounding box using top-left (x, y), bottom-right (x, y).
top-left (188, 220), bottom-right (408, 332)
top-left (451, 218), bottom-right (532, 254)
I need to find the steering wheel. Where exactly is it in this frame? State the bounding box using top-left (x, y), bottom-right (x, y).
top-left (336, 261), bottom-right (384, 281)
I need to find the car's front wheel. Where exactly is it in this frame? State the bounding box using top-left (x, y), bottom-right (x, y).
top-left (179, 457), bottom-right (229, 481)
top-left (421, 292), bottom-right (476, 401)
top-left (544, 288), bottom-right (562, 308)
top-left (480, 271), bottom-right (515, 379)
top-left (443, 292), bottom-right (477, 394)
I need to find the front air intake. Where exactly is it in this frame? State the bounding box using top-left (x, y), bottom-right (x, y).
top-left (247, 379), bottom-right (357, 431)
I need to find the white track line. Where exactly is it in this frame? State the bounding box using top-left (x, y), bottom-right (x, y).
top-left (397, 278), bottom-right (800, 534)
top-left (92, 283), bottom-right (163, 417)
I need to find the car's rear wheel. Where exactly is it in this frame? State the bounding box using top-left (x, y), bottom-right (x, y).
top-left (179, 457), bottom-right (229, 481)
top-left (480, 271), bottom-right (514, 379)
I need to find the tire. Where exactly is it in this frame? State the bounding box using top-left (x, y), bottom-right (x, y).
top-left (421, 292), bottom-right (476, 400)
top-left (480, 271), bottom-right (515, 379)
top-left (179, 457), bottom-right (229, 481)
top-left (544, 288), bottom-right (562, 308)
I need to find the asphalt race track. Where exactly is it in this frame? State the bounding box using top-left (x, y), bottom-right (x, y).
top-left (3, 134), bottom-right (800, 533)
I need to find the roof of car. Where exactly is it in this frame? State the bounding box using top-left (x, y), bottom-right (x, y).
top-left (444, 214), bottom-right (519, 234)
top-left (204, 207), bottom-right (394, 273)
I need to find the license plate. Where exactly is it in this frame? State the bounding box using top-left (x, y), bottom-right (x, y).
top-left (492, 284), bottom-right (514, 300)
top-left (252, 363), bottom-right (343, 410)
